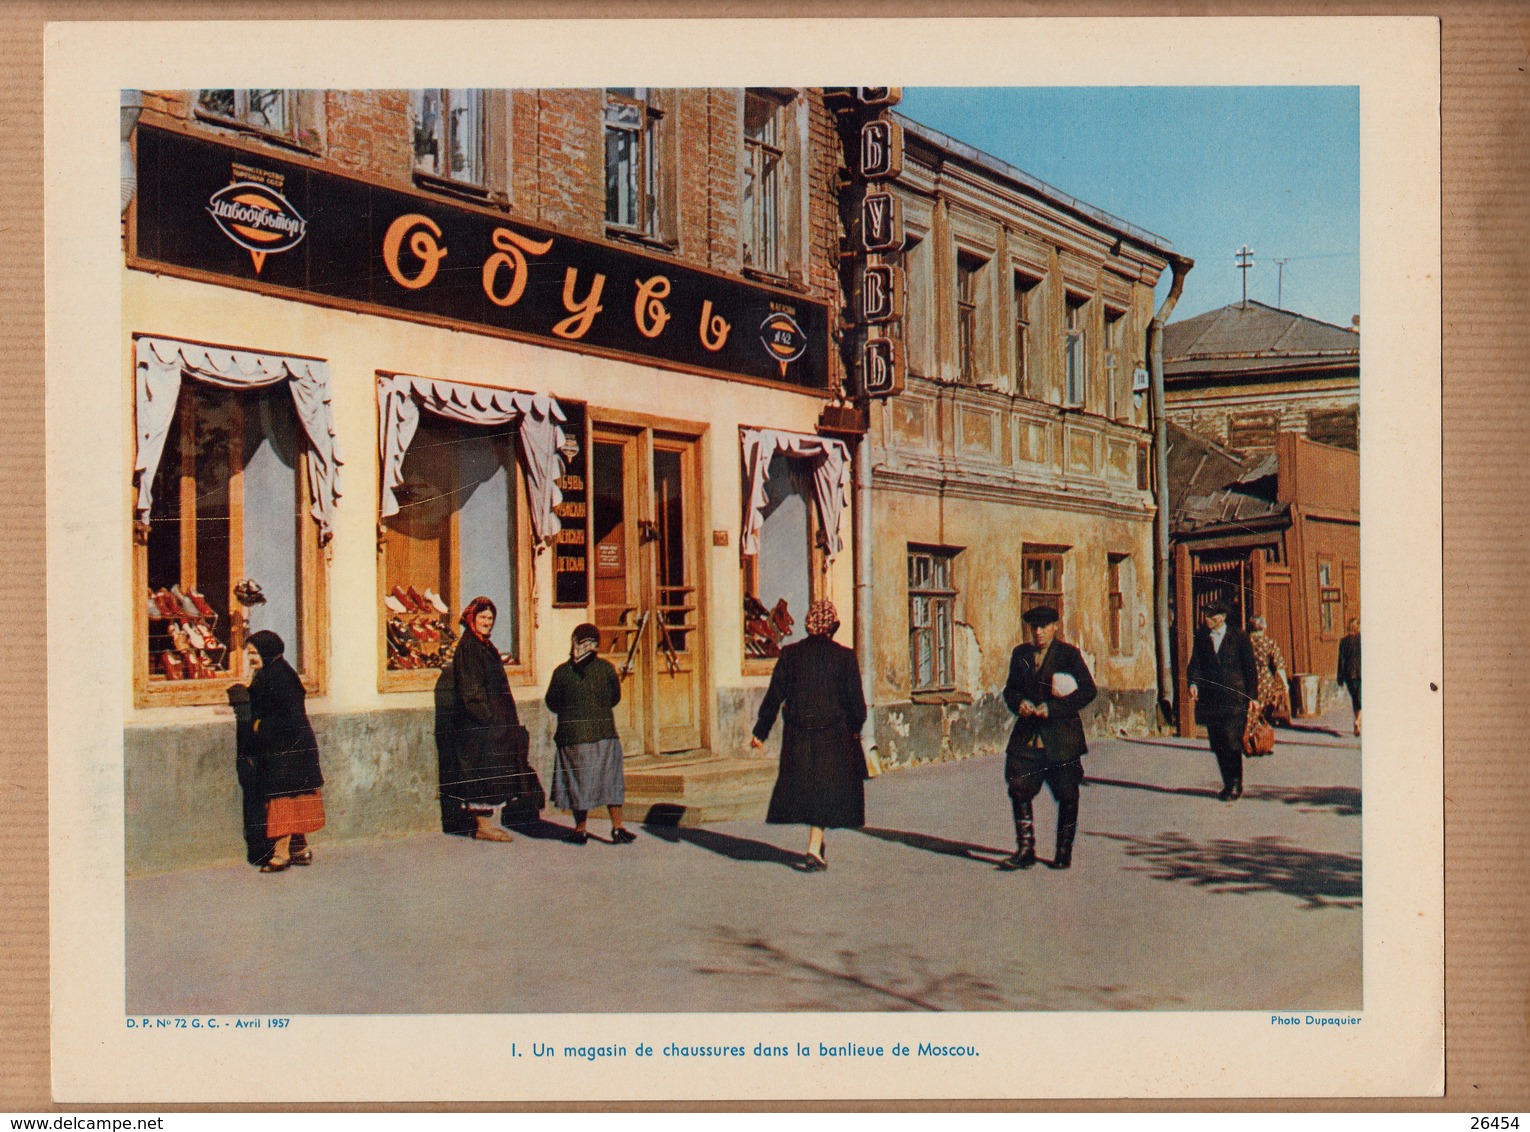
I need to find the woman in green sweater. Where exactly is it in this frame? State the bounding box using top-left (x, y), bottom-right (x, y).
top-left (545, 623), bottom-right (634, 845)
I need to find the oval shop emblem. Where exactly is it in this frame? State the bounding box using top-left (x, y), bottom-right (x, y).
top-left (759, 311), bottom-right (807, 375)
top-left (206, 182), bottom-right (308, 271)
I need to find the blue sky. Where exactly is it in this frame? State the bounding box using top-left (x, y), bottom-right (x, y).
top-left (897, 87), bottom-right (1361, 330)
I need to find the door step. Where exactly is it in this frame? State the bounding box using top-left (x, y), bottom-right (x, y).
top-left (621, 752), bottom-right (777, 827)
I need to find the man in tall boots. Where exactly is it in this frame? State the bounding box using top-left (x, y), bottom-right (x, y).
top-left (999, 606), bottom-right (1097, 870)
top-left (1185, 601), bottom-right (1260, 801)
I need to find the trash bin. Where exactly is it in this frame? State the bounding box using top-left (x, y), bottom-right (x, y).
top-left (1296, 674), bottom-right (1321, 717)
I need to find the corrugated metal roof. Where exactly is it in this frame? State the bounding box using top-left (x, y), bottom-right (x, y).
top-left (893, 112), bottom-right (1175, 257)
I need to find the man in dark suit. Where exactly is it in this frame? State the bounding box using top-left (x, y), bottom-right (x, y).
top-left (999, 606), bottom-right (1098, 871)
top-left (1337, 618), bottom-right (1361, 737)
top-left (1186, 601), bottom-right (1260, 801)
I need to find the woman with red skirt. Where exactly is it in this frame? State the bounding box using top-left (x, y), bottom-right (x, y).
top-left (245, 630), bottom-right (325, 872)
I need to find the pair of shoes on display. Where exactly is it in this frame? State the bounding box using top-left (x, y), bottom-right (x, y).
top-left (611, 828), bottom-right (637, 844)
top-left (564, 830), bottom-right (590, 845)
top-left (391, 585), bottom-right (450, 616)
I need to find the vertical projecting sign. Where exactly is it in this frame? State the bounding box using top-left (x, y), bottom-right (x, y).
top-left (553, 400), bottom-right (590, 607)
top-left (858, 264), bottom-right (905, 324)
top-left (860, 192), bottom-right (903, 253)
top-left (859, 120), bottom-right (904, 180)
top-left (855, 87), bottom-right (903, 107)
top-left (862, 339), bottom-right (904, 398)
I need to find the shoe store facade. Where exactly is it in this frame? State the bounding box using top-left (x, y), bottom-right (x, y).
top-left (121, 88), bottom-right (854, 873)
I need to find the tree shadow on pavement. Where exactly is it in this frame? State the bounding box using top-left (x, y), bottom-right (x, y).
top-left (1094, 831), bottom-right (1361, 910)
top-left (694, 926), bottom-right (1016, 1011)
top-left (1241, 784), bottom-right (1361, 817)
top-left (642, 822), bottom-right (802, 867)
top-left (857, 826), bottom-right (1011, 866)
top-left (1085, 775), bottom-right (1223, 800)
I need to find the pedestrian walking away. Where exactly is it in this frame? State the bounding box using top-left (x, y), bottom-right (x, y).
top-left (244, 630), bottom-right (325, 873)
top-left (1248, 615), bottom-right (1292, 733)
top-left (546, 623), bottom-right (633, 845)
top-left (445, 597), bottom-right (541, 843)
top-left (750, 599), bottom-right (868, 872)
top-left (999, 605), bottom-right (1098, 871)
top-left (1337, 618), bottom-right (1361, 737)
top-left (1185, 601), bottom-right (1260, 801)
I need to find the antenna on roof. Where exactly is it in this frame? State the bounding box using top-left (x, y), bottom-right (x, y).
top-left (1235, 245), bottom-right (1255, 309)
top-left (1273, 257), bottom-right (1289, 309)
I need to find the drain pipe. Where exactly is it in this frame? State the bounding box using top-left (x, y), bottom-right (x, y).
top-left (1149, 254), bottom-right (1193, 726)
top-left (853, 426), bottom-right (876, 758)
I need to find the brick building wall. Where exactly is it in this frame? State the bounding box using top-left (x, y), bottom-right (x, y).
top-left (1167, 383), bottom-right (1359, 453)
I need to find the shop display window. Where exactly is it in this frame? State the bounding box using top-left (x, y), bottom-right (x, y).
top-left (742, 452), bottom-right (819, 665)
top-left (380, 416), bottom-right (528, 688)
top-left (140, 383), bottom-right (319, 703)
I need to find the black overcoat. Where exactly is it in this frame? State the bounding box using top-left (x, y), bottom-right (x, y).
top-left (753, 635), bottom-right (868, 829)
top-left (447, 630), bottom-right (528, 807)
top-left (247, 656), bottom-right (325, 798)
top-left (1002, 639), bottom-right (1098, 764)
top-left (1186, 626), bottom-right (1260, 723)
top-left (1337, 632), bottom-right (1361, 686)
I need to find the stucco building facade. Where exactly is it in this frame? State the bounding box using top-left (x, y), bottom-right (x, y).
top-left (864, 116), bottom-right (1174, 767)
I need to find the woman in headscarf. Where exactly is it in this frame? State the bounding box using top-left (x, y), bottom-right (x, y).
top-left (749, 600), bottom-right (867, 871)
top-left (244, 630), bottom-right (324, 873)
top-left (545, 623), bottom-right (633, 845)
top-left (447, 597), bottom-right (525, 843)
top-left (1247, 615), bottom-right (1292, 730)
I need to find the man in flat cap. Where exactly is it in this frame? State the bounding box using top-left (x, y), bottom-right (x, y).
top-left (1185, 600), bottom-right (1260, 800)
top-left (999, 605), bottom-right (1097, 870)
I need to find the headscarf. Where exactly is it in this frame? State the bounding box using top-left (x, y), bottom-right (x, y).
top-left (804, 600), bottom-right (839, 637)
top-left (571, 622), bottom-right (601, 665)
top-left (460, 596), bottom-right (497, 639)
top-left (246, 629), bottom-right (286, 663)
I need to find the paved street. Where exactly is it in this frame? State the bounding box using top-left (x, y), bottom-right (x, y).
top-left (126, 709), bottom-right (1361, 1015)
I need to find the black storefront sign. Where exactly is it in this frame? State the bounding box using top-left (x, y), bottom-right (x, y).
top-left (553, 399), bottom-right (590, 607)
top-left (132, 126), bottom-right (830, 391)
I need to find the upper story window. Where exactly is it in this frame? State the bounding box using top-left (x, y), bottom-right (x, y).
top-left (604, 89), bottom-right (675, 244)
top-left (1022, 545), bottom-right (1068, 625)
top-left (1064, 294), bottom-right (1089, 407)
top-left (412, 89), bottom-right (487, 189)
top-left (196, 89), bottom-right (321, 151)
top-left (1104, 308), bottom-right (1125, 419)
top-left (957, 254), bottom-right (983, 383)
top-left (1014, 273), bottom-right (1039, 397)
top-left (743, 90), bottom-right (792, 279)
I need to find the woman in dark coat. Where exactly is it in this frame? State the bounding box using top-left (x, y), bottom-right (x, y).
top-left (750, 600), bottom-right (867, 871)
top-left (545, 623), bottom-right (633, 845)
top-left (448, 596), bottom-right (529, 843)
top-left (245, 630), bottom-right (324, 873)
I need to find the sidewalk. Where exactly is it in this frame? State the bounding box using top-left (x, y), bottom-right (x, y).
top-left (126, 710), bottom-right (1361, 1015)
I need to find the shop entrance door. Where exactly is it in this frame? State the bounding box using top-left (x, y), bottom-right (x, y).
top-left (589, 426), bottom-right (705, 755)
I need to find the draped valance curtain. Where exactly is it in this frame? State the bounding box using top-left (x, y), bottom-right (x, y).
top-left (740, 428), bottom-right (852, 563)
top-left (133, 336), bottom-right (344, 543)
top-left (377, 373), bottom-right (567, 547)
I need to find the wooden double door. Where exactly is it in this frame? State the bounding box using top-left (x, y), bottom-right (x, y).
top-left (589, 424), bottom-right (706, 756)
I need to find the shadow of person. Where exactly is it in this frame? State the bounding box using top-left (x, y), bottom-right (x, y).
top-left (227, 682), bottom-right (273, 866)
top-left (433, 669), bottom-right (475, 836)
top-left (1084, 775), bottom-right (1224, 801)
top-left (857, 826), bottom-right (1011, 865)
top-left (640, 816), bottom-right (801, 866)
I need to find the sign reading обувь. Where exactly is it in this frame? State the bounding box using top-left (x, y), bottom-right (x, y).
top-left (130, 124), bottom-right (832, 392)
